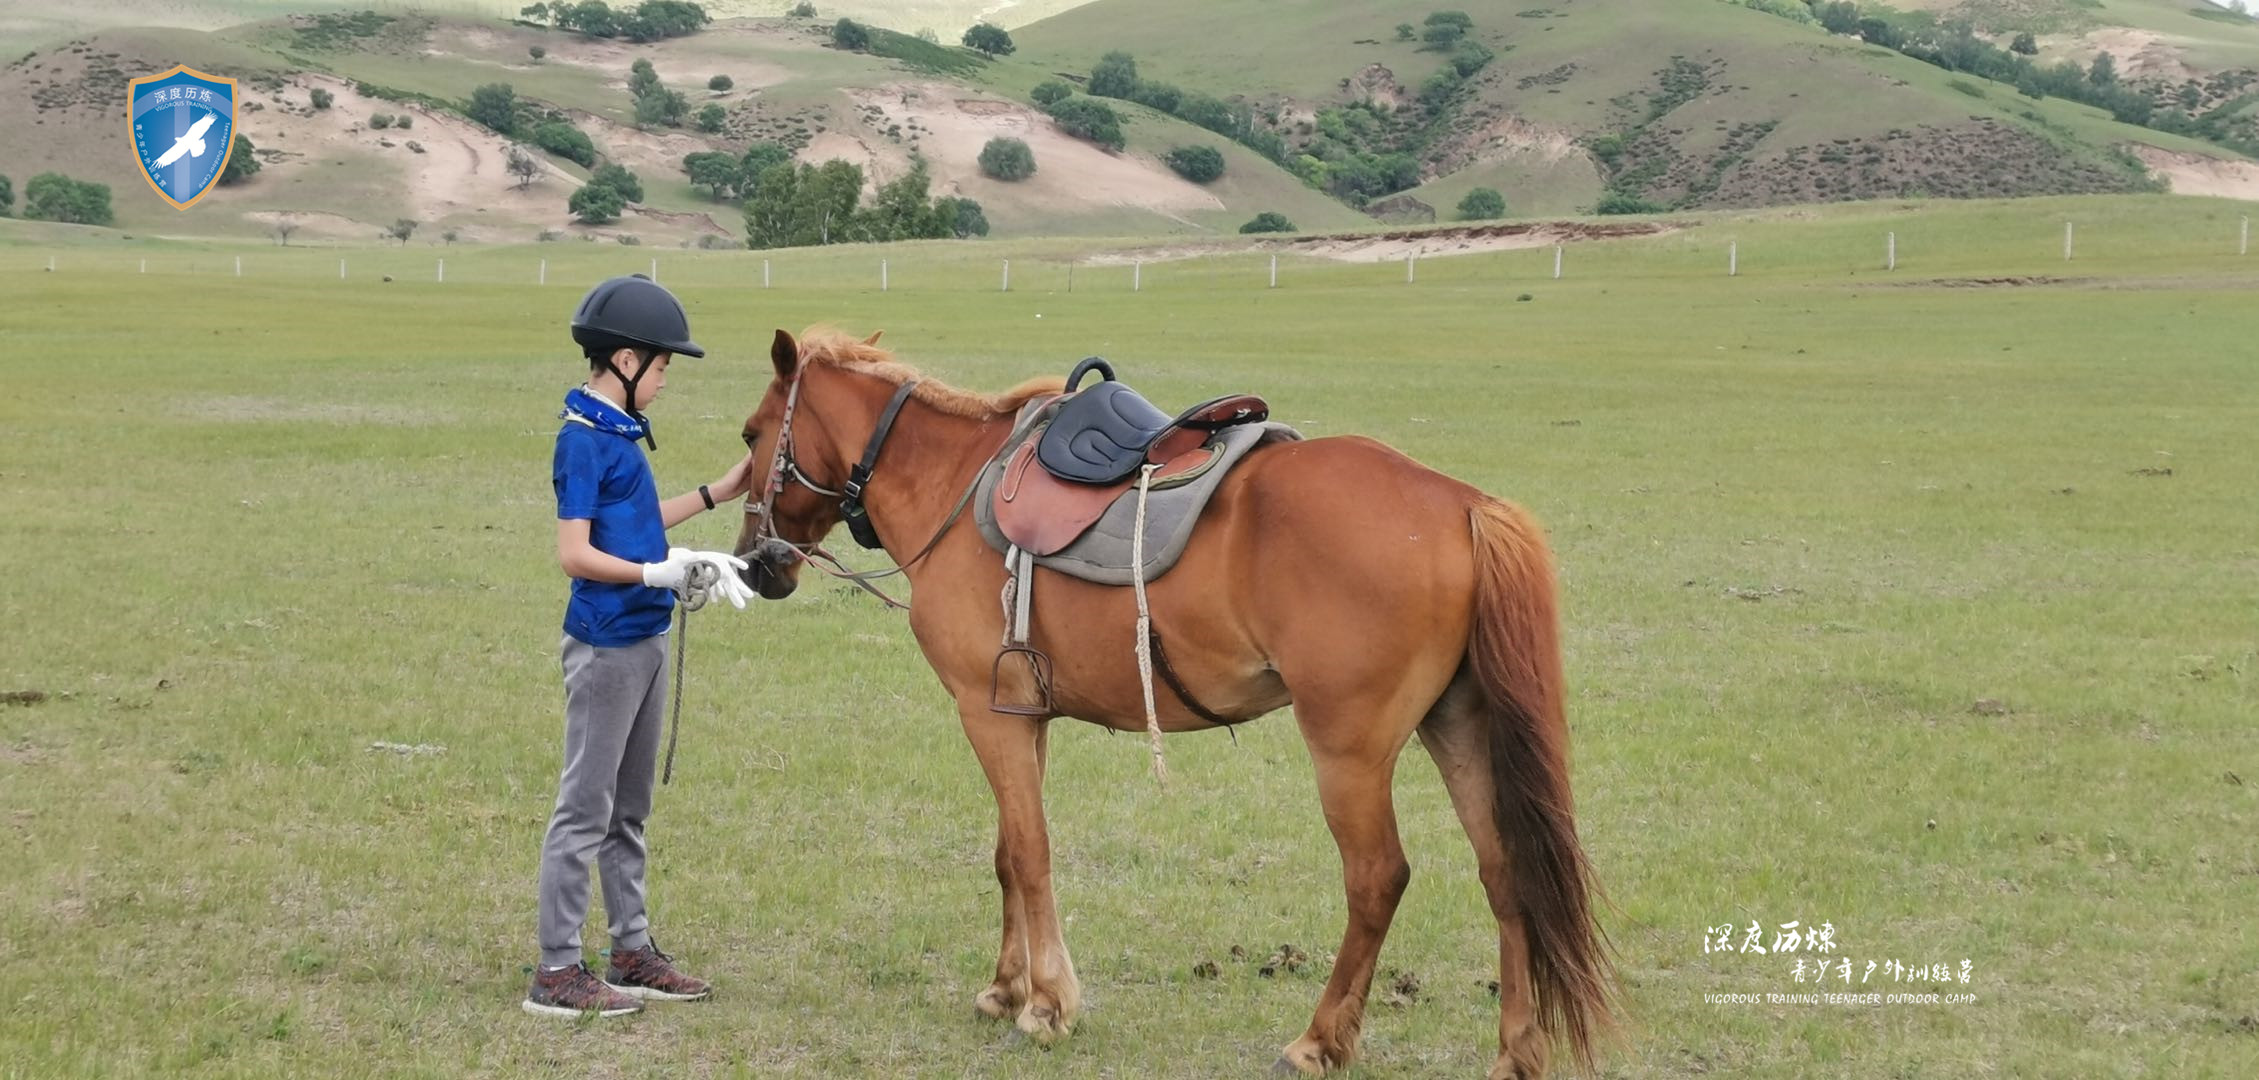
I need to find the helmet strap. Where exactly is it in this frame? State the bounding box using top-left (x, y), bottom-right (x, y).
top-left (602, 347), bottom-right (659, 451)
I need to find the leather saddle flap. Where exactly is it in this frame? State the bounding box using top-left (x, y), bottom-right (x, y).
top-left (995, 437), bottom-right (1216, 557)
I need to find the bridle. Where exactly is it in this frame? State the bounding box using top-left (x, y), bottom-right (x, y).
top-left (741, 369), bottom-right (985, 609)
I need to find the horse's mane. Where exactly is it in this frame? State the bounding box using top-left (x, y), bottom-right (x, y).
top-left (797, 328), bottom-right (1064, 419)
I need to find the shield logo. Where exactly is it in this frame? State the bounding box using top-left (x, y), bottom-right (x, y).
top-left (128, 65), bottom-right (238, 210)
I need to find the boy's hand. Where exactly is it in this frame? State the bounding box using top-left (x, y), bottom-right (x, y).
top-left (643, 548), bottom-right (751, 609)
top-left (708, 454), bottom-right (757, 504)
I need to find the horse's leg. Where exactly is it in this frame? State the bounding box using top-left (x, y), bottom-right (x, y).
top-left (1418, 672), bottom-right (1548, 1080)
top-left (974, 721), bottom-right (1049, 1020)
top-left (1277, 703), bottom-right (1416, 1075)
top-left (960, 707), bottom-right (1079, 1042)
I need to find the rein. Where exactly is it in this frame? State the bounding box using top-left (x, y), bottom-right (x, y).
top-left (744, 373), bottom-right (987, 610)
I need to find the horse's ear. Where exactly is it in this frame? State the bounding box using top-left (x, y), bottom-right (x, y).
top-left (770, 329), bottom-right (799, 379)
top-left (862, 330), bottom-right (884, 346)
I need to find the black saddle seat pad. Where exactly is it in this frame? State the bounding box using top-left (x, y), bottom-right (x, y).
top-left (1036, 381), bottom-right (1173, 484)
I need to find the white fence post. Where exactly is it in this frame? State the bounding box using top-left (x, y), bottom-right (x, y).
top-left (539, 258), bottom-right (546, 285)
top-left (234, 255), bottom-right (241, 277)
top-left (339, 258), bottom-right (346, 281)
top-left (139, 259), bottom-right (146, 274)
top-left (1552, 244), bottom-right (1563, 280)
top-left (2064, 221), bottom-right (2074, 261)
top-left (649, 257), bottom-right (657, 281)
top-left (1133, 260), bottom-right (1141, 292)
top-left (762, 259), bottom-right (770, 288)
top-left (1001, 260), bottom-right (1010, 292)
top-left (1269, 254), bottom-right (1277, 289)
top-left (48, 255), bottom-right (56, 272)
top-left (437, 258), bottom-right (445, 283)
top-left (881, 258), bottom-right (888, 292)
top-left (1406, 254), bottom-right (1416, 284)
top-left (1887, 231), bottom-right (1897, 271)
top-left (2242, 216), bottom-right (2249, 256)
top-left (1729, 241), bottom-right (1738, 277)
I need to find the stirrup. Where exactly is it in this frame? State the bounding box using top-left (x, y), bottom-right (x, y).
top-left (990, 645), bottom-right (1055, 716)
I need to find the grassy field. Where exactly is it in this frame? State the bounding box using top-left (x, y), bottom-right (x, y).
top-left (2, 194), bottom-right (2256, 1078)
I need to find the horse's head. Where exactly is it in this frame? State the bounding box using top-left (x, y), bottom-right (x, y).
top-left (731, 328), bottom-right (883, 599)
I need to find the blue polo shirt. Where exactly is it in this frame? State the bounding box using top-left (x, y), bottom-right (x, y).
top-left (554, 387), bottom-right (672, 646)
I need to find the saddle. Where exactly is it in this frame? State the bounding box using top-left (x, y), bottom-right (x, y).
top-left (995, 358), bottom-right (1269, 557)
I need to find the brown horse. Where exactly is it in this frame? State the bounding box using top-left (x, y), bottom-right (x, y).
top-left (731, 329), bottom-right (1614, 1078)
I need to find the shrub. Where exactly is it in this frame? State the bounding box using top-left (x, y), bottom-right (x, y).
top-left (1456, 186), bottom-right (1505, 219)
top-left (1089, 50), bottom-right (1137, 98)
top-left (1031, 80), bottom-right (1071, 107)
top-left (962, 23), bottom-right (1014, 56)
top-left (978, 137), bottom-right (1035, 180)
top-left (1046, 96), bottom-right (1124, 151)
top-left (570, 182), bottom-right (624, 223)
top-left (220, 134), bottom-right (260, 184)
top-left (1594, 190), bottom-right (1663, 215)
top-left (1239, 211), bottom-right (1294, 233)
top-left (708, 73), bottom-right (732, 91)
top-left (529, 44), bottom-right (546, 61)
top-left (532, 120), bottom-right (596, 166)
top-left (1164, 144), bottom-right (1225, 183)
top-left (696, 103), bottom-right (726, 132)
top-left (789, 1), bottom-right (815, 15)
top-left (591, 163), bottom-right (643, 202)
top-left (467, 82), bottom-right (516, 134)
top-left (310, 87), bottom-right (333, 109)
top-left (370, 113), bottom-right (394, 129)
top-left (832, 18), bottom-right (869, 51)
top-left (22, 172), bottom-right (112, 225)
top-left (393, 113), bottom-right (411, 129)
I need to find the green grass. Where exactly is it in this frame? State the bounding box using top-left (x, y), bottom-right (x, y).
top-left (2, 195), bottom-right (2257, 1077)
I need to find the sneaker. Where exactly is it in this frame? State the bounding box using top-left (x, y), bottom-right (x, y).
top-left (605, 942), bottom-right (713, 1002)
top-left (523, 962), bottom-right (644, 1018)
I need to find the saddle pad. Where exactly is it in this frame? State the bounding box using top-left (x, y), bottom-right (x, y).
top-left (975, 419), bottom-right (1301, 585)
top-left (994, 436), bottom-right (1222, 556)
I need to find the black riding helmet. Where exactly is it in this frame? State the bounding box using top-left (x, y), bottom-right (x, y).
top-left (571, 274), bottom-right (701, 449)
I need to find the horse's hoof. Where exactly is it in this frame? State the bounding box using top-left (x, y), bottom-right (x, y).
top-left (973, 988), bottom-right (1014, 1021)
top-left (1272, 1055), bottom-right (1323, 1077)
top-left (1015, 1004), bottom-right (1067, 1046)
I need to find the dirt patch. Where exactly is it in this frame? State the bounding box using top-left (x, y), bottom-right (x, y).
top-left (1085, 220), bottom-right (1679, 266)
top-left (2079, 27), bottom-right (2202, 83)
top-left (1908, 276), bottom-right (2086, 288)
top-left (1339, 64), bottom-right (1411, 111)
top-left (443, 24), bottom-right (795, 91)
top-left (2132, 144), bottom-right (2259, 200)
top-left (845, 84), bottom-right (1223, 219)
top-left (1707, 120), bottom-right (2152, 208)
top-left (1429, 112), bottom-right (1590, 179)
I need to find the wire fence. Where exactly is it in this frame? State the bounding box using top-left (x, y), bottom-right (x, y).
top-left (11, 212), bottom-right (2258, 294)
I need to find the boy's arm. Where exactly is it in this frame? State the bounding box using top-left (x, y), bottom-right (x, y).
top-left (556, 518), bottom-right (646, 584)
top-left (658, 453), bottom-right (757, 530)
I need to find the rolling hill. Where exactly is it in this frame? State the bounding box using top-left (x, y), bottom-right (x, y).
top-left (4, 0), bottom-right (2259, 244)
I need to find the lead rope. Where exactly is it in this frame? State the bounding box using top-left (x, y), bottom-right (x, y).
top-left (1131, 463), bottom-right (1168, 785)
top-left (661, 561), bottom-right (719, 785)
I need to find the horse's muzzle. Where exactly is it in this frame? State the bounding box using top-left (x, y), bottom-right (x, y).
top-left (742, 538), bottom-right (801, 600)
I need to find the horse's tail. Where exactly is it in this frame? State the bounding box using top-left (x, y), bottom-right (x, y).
top-left (1465, 498), bottom-right (1615, 1073)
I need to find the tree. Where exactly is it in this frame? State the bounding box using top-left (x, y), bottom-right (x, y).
top-left (532, 120), bottom-right (596, 166)
top-left (1855, 17), bottom-right (1901, 49)
top-left (962, 23), bottom-right (1014, 55)
top-left (1089, 50), bottom-right (1138, 98)
top-left (591, 163), bottom-right (643, 202)
top-left (0, 174), bottom-right (11, 216)
top-left (530, 45), bottom-right (547, 61)
top-left (1165, 144), bottom-right (1225, 183)
top-left (628, 58), bottom-right (661, 100)
top-left (636, 87), bottom-right (688, 126)
top-left (468, 83), bottom-right (518, 134)
top-left (220, 134), bottom-right (261, 185)
top-left (507, 144), bottom-right (544, 189)
top-left (1395, 23), bottom-right (1415, 40)
top-left (1046, 96), bottom-right (1125, 150)
top-left (311, 87), bottom-right (334, 109)
top-left (370, 113), bottom-right (394, 129)
top-left (388, 218), bottom-right (419, 244)
top-left (1031, 80), bottom-right (1072, 106)
top-left (1238, 211), bottom-right (1293, 234)
top-left (696, 103), bottom-right (726, 132)
top-left (939, 196), bottom-right (988, 237)
top-left (571, 182), bottom-right (625, 223)
top-left (789, 1), bottom-right (815, 14)
top-left (2089, 51), bottom-right (2117, 87)
top-left (394, 114), bottom-right (412, 130)
top-left (708, 73), bottom-right (732, 91)
top-left (862, 157), bottom-right (953, 241)
top-left (24, 173), bottom-right (109, 225)
top-left (832, 17), bottom-right (869, 51)
top-left (1456, 186), bottom-right (1505, 220)
top-left (2010, 32), bottom-right (2037, 56)
top-left (521, 2), bottom-right (549, 24)
top-left (271, 215), bottom-right (299, 245)
top-left (683, 150), bottom-right (741, 199)
top-left (742, 158), bottom-right (863, 247)
top-left (1422, 11), bottom-right (1473, 48)
top-left (978, 136), bottom-right (1036, 180)
top-left (740, 141), bottom-right (792, 196)
top-left (1816, 2), bottom-right (1859, 35)
top-left (560, 0), bottom-right (617, 37)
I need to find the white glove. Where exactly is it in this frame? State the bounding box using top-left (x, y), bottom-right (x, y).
top-left (642, 547), bottom-right (754, 609)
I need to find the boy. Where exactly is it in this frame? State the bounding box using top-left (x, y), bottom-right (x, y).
top-left (525, 274), bottom-right (756, 1018)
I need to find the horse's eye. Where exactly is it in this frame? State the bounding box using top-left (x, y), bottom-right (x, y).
top-left (743, 431), bottom-right (759, 450)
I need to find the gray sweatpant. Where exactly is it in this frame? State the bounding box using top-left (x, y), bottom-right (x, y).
top-left (537, 632), bottom-right (667, 969)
